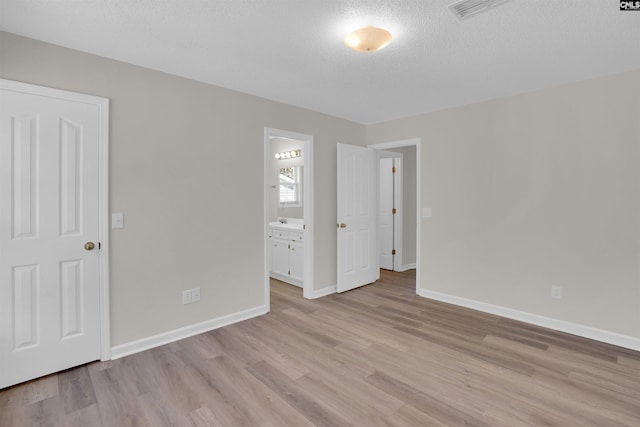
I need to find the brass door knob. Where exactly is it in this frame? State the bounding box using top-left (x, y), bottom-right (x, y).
top-left (84, 242), bottom-right (96, 251)
top-left (339, 223), bottom-right (347, 228)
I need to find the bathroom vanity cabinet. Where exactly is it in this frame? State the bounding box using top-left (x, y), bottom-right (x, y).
top-left (269, 225), bottom-right (304, 287)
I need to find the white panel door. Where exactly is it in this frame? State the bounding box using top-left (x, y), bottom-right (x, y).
top-left (379, 157), bottom-right (394, 270)
top-left (0, 86), bottom-right (102, 388)
top-left (337, 143), bottom-right (378, 293)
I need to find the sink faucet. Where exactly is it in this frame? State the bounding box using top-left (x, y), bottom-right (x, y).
top-left (279, 218), bottom-right (287, 224)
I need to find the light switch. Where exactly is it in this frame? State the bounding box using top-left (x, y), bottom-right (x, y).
top-left (422, 208), bottom-right (432, 218)
top-left (112, 213), bottom-right (124, 229)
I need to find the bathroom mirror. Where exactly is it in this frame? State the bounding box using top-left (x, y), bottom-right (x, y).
top-left (279, 166), bottom-right (302, 207)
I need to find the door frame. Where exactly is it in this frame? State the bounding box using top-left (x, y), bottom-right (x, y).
top-left (0, 78), bottom-right (111, 360)
top-left (263, 127), bottom-right (314, 307)
top-left (377, 150), bottom-right (403, 271)
top-left (369, 138), bottom-right (421, 295)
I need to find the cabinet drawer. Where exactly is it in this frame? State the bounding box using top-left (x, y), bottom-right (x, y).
top-left (290, 230), bottom-right (304, 242)
top-left (270, 229), bottom-right (290, 240)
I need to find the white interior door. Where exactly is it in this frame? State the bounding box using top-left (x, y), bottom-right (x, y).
top-left (379, 157), bottom-right (394, 270)
top-left (0, 84), bottom-right (103, 388)
top-left (337, 143), bottom-right (378, 292)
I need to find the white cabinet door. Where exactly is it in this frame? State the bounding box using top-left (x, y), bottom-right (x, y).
top-left (271, 239), bottom-right (290, 278)
top-left (0, 84), bottom-right (103, 388)
top-left (289, 241), bottom-right (304, 282)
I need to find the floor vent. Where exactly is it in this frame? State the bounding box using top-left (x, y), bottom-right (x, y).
top-left (449, 0), bottom-right (511, 20)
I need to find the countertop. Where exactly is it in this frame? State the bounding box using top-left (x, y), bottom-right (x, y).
top-left (269, 221), bottom-right (304, 231)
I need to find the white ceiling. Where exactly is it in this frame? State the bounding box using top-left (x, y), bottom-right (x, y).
top-left (1, 0), bottom-right (639, 124)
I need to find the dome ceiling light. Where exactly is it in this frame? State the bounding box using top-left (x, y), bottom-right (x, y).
top-left (344, 26), bottom-right (392, 53)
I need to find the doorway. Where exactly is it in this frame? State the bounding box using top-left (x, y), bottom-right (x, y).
top-left (336, 139), bottom-right (420, 295)
top-left (370, 139), bottom-right (421, 295)
top-left (263, 128), bottom-right (314, 309)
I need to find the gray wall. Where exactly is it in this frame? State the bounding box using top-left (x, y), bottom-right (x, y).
top-left (0, 32), bottom-right (365, 346)
top-left (366, 70), bottom-right (640, 339)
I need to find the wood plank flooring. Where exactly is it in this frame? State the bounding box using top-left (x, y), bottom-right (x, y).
top-left (2, 269), bottom-right (639, 426)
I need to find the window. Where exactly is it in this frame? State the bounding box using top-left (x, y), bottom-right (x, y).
top-left (279, 166), bottom-right (302, 207)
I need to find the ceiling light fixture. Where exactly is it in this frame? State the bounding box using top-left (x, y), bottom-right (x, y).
top-left (344, 26), bottom-right (392, 52)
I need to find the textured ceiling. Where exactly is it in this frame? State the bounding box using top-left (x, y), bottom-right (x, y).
top-left (1, 0), bottom-right (639, 124)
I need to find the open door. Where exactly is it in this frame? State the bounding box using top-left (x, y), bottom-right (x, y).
top-left (337, 143), bottom-right (379, 292)
top-left (0, 80), bottom-right (108, 388)
top-left (378, 150), bottom-right (403, 271)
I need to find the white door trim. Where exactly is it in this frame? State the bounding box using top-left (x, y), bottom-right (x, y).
top-left (263, 127), bottom-right (314, 305)
top-left (0, 78), bottom-right (111, 360)
top-left (369, 138), bottom-right (421, 295)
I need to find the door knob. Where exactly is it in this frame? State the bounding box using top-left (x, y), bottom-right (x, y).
top-left (338, 223), bottom-right (347, 228)
top-left (84, 242), bottom-right (96, 251)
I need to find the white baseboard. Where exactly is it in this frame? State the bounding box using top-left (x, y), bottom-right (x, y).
top-left (110, 304), bottom-right (268, 359)
top-left (418, 288), bottom-right (640, 352)
top-left (310, 285), bottom-right (336, 299)
top-left (395, 263), bottom-right (416, 272)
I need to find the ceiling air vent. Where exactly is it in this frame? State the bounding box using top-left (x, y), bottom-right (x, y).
top-left (449, 0), bottom-right (511, 20)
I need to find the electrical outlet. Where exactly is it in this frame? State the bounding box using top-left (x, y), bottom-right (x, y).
top-left (182, 288), bottom-right (201, 305)
top-left (551, 286), bottom-right (563, 299)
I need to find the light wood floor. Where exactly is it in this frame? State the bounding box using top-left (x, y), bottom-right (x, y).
top-left (2, 269), bottom-right (639, 426)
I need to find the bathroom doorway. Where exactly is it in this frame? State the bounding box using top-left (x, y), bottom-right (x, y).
top-left (263, 128), bottom-right (314, 309)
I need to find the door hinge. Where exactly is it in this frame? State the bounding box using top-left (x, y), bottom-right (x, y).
top-left (392, 249), bottom-right (396, 255)
top-left (392, 208), bottom-right (397, 214)
top-left (288, 244), bottom-right (290, 249)
top-left (392, 166), bottom-right (397, 173)
top-left (98, 242), bottom-right (101, 250)
top-left (303, 224), bottom-right (306, 230)
top-left (288, 270), bottom-right (291, 275)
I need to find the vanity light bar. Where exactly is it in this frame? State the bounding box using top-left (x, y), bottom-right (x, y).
top-left (274, 150), bottom-right (301, 160)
